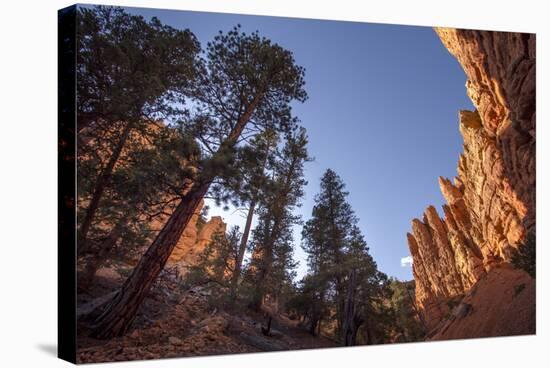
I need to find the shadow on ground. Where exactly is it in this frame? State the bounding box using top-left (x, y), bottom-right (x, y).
top-left (36, 344), bottom-right (57, 357)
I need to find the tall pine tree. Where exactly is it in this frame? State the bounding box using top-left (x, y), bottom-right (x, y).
top-left (220, 130), bottom-right (279, 301)
top-left (301, 169), bottom-right (391, 343)
top-left (89, 26), bottom-right (307, 338)
top-left (246, 127), bottom-right (309, 311)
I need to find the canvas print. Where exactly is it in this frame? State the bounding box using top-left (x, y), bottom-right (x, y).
top-left (58, 4), bottom-right (536, 364)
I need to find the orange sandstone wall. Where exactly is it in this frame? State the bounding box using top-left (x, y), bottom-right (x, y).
top-left (408, 29), bottom-right (535, 330)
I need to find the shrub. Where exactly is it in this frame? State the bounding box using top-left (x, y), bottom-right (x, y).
top-left (511, 232), bottom-right (536, 278)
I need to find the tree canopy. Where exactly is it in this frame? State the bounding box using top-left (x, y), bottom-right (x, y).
top-left (75, 6), bottom-right (424, 347)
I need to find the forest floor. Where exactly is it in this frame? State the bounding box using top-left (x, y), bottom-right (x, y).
top-left (76, 267), bottom-right (338, 363)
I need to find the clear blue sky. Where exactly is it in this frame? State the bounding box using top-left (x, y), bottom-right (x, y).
top-left (107, 5), bottom-right (474, 281)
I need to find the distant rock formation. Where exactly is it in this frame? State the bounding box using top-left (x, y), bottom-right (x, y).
top-left (164, 199), bottom-right (227, 272)
top-left (407, 29), bottom-right (535, 332)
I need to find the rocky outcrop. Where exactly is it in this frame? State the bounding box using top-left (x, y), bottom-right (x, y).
top-left (407, 29), bottom-right (535, 331)
top-left (165, 200), bottom-right (227, 272)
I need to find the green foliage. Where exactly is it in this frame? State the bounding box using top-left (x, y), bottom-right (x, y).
top-left (76, 6), bottom-right (314, 338)
top-left (215, 129), bottom-right (279, 209)
top-left (388, 279), bottom-right (425, 342)
top-left (183, 24), bottom-right (308, 209)
top-left (244, 127), bottom-right (310, 308)
top-left (78, 125), bottom-right (201, 262)
top-left (186, 226), bottom-right (242, 287)
top-left (284, 275), bottom-right (318, 323)
top-left (190, 24), bottom-right (307, 140)
top-left (76, 5), bottom-right (202, 264)
top-left (76, 7), bottom-right (312, 307)
top-left (77, 6), bottom-right (200, 130)
top-left (299, 169), bottom-right (394, 343)
top-left (302, 169), bottom-right (357, 276)
top-left (511, 232), bottom-right (536, 278)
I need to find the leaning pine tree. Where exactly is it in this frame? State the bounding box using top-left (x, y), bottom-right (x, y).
top-left (89, 26), bottom-right (307, 338)
top-left (76, 6), bottom-right (201, 251)
top-left (78, 130), bottom-right (201, 291)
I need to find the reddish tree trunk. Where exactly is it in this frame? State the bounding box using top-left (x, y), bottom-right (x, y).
top-left (261, 315), bottom-right (273, 336)
top-left (89, 92), bottom-right (263, 339)
top-left (90, 183), bottom-right (208, 338)
top-left (251, 229), bottom-right (275, 311)
top-left (308, 315), bottom-right (319, 336)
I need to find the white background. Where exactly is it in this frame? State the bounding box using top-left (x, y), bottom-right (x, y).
top-left (0, 0), bottom-right (547, 366)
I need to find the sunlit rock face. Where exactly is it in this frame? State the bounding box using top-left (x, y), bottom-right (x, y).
top-left (407, 29), bottom-right (535, 331)
top-left (166, 199), bottom-right (227, 271)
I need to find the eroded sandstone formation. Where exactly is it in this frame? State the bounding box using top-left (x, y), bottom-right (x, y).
top-left (408, 29), bottom-right (535, 331)
top-left (163, 200), bottom-right (227, 272)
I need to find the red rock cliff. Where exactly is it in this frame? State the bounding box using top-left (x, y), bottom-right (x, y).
top-left (407, 29), bottom-right (536, 331)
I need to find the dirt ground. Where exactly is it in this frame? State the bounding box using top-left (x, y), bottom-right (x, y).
top-left (430, 264), bottom-right (535, 341)
top-left (76, 268), bottom-right (338, 363)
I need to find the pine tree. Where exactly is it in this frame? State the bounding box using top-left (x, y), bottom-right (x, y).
top-left (221, 130), bottom-right (279, 301)
top-left (76, 6), bottom-right (201, 250)
top-left (186, 226), bottom-right (242, 289)
top-left (77, 129), bottom-right (200, 291)
top-left (301, 169), bottom-right (357, 334)
top-left (246, 127), bottom-right (309, 311)
top-left (340, 229), bottom-right (393, 345)
top-left (300, 169), bottom-right (392, 343)
top-left (388, 279), bottom-right (426, 342)
top-left (89, 26), bottom-right (307, 338)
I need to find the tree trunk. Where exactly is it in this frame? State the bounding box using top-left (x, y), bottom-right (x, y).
top-left (90, 183), bottom-right (208, 338)
top-left (88, 92), bottom-right (264, 339)
top-left (78, 122), bottom-right (132, 254)
top-left (78, 220), bottom-right (126, 292)
top-left (261, 315), bottom-right (273, 336)
top-left (230, 134), bottom-right (273, 302)
top-left (363, 316), bottom-right (375, 345)
top-left (342, 269), bottom-right (357, 346)
top-left (252, 249), bottom-right (275, 311)
top-left (308, 315), bottom-right (318, 336)
top-left (230, 200), bottom-right (256, 301)
top-left (250, 215), bottom-right (277, 311)
top-left (250, 283), bottom-right (266, 312)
